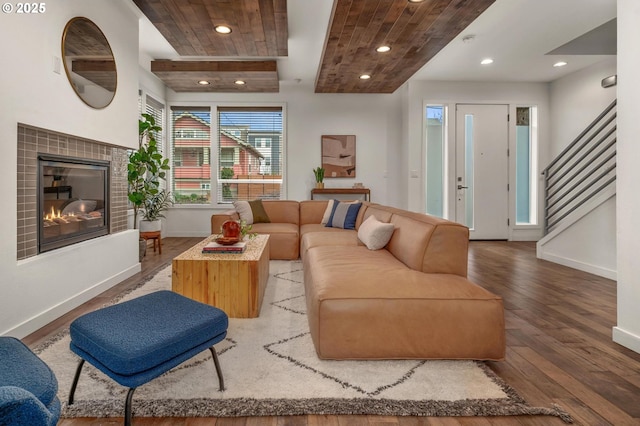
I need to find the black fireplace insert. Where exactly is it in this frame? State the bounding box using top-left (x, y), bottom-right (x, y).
top-left (38, 154), bottom-right (110, 253)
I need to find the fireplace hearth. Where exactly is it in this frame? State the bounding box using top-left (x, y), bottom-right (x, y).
top-left (38, 154), bottom-right (110, 253)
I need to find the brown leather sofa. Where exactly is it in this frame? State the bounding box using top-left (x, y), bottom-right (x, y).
top-left (211, 200), bottom-right (506, 361)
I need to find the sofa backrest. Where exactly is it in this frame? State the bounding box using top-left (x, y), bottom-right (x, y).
top-left (358, 203), bottom-right (469, 276)
top-left (262, 200), bottom-right (300, 225)
top-left (299, 200), bottom-right (329, 224)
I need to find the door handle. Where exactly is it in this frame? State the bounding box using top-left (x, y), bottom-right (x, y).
top-left (457, 185), bottom-right (468, 190)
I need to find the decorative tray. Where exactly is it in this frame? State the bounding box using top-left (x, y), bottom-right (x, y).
top-left (215, 237), bottom-right (241, 245)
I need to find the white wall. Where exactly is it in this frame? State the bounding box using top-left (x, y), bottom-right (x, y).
top-left (0, 0), bottom-right (141, 338)
top-left (614, 0), bottom-right (640, 354)
top-left (537, 58), bottom-right (618, 279)
top-left (162, 83), bottom-right (403, 237)
top-left (403, 80), bottom-right (550, 240)
top-left (549, 58), bottom-right (617, 159)
top-left (538, 192), bottom-right (617, 279)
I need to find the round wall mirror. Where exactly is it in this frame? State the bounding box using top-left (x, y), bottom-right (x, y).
top-left (62, 17), bottom-right (117, 109)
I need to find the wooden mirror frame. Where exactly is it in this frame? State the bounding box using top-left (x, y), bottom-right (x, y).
top-left (61, 17), bottom-right (117, 109)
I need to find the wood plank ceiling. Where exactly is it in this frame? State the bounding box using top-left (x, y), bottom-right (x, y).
top-left (316, 0), bottom-right (496, 93)
top-left (133, 0), bottom-right (494, 93)
top-left (133, 0), bottom-right (287, 92)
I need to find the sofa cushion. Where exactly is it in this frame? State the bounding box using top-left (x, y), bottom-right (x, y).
top-left (250, 222), bottom-right (299, 260)
top-left (300, 200), bottom-right (330, 225)
top-left (303, 246), bottom-right (506, 360)
top-left (262, 200), bottom-right (300, 225)
top-left (357, 215), bottom-right (395, 250)
top-left (300, 229), bottom-right (359, 260)
top-left (326, 201), bottom-right (362, 229)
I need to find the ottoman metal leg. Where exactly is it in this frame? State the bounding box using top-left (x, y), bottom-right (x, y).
top-left (68, 359), bottom-right (85, 405)
top-left (209, 347), bottom-right (225, 391)
top-left (125, 387), bottom-right (136, 426)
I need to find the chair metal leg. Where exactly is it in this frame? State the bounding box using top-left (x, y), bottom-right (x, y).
top-left (209, 347), bottom-right (225, 391)
top-left (125, 387), bottom-right (136, 426)
top-left (68, 359), bottom-right (85, 405)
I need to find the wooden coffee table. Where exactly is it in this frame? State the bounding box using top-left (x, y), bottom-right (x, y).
top-left (172, 234), bottom-right (269, 318)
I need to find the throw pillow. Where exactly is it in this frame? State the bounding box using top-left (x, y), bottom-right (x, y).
top-left (320, 199), bottom-right (335, 225)
top-left (233, 200), bottom-right (254, 224)
top-left (326, 201), bottom-right (362, 230)
top-left (234, 200), bottom-right (271, 225)
top-left (357, 215), bottom-right (395, 250)
top-left (248, 199), bottom-right (271, 223)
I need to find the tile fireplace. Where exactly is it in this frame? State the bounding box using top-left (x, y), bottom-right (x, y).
top-left (17, 124), bottom-right (129, 260)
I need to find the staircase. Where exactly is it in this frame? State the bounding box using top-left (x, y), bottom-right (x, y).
top-left (537, 100), bottom-right (617, 279)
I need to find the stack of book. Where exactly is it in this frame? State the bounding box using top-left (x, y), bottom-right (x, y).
top-left (202, 240), bottom-right (247, 254)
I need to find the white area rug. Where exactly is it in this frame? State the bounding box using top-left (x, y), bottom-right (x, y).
top-left (36, 260), bottom-right (571, 421)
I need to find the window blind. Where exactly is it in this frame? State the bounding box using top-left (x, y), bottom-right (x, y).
top-left (217, 107), bottom-right (283, 203)
top-left (145, 95), bottom-right (165, 155)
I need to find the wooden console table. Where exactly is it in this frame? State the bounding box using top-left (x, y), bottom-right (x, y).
top-left (311, 187), bottom-right (370, 201)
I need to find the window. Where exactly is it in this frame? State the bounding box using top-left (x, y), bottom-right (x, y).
top-left (169, 105), bottom-right (285, 205)
top-left (217, 107), bottom-right (283, 203)
top-left (425, 105), bottom-right (447, 218)
top-left (170, 107), bottom-right (212, 205)
top-left (515, 106), bottom-right (538, 225)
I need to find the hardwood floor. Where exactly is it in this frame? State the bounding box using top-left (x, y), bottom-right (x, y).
top-left (23, 239), bottom-right (640, 426)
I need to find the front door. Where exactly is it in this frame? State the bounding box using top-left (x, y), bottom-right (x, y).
top-left (455, 104), bottom-right (509, 240)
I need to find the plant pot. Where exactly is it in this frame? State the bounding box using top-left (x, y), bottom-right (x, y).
top-left (139, 219), bottom-right (161, 233)
top-left (315, 182), bottom-right (324, 189)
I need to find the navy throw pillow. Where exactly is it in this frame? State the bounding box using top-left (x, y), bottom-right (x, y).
top-left (326, 200), bottom-right (362, 230)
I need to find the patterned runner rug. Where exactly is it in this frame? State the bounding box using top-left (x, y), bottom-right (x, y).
top-left (36, 260), bottom-right (571, 421)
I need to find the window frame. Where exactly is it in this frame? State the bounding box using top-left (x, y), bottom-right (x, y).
top-left (167, 102), bottom-right (287, 208)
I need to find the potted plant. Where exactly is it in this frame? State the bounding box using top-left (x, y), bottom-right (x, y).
top-left (139, 189), bottom-right (173, 232)
top-left (313, 166), bottom-right (325, 189)
top-left (129, 113), bottom-right (170, 259)
top-left (128, 113), bottom-right (171, 229)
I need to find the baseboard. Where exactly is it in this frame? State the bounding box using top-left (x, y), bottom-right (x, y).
top-left (6, 264), bottom-right (141, 339)
top-left (537, 251), bottom-right (617, 280)
top-left (613, 327), bottom-right (640, 355)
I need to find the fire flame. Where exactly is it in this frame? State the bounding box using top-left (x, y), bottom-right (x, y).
top-left (44, 206), bottom-right (75, 221)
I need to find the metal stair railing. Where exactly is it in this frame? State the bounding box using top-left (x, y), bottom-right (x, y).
top-left (542, 99), bottom-right (617, 234)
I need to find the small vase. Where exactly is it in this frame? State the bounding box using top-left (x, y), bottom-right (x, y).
top-left (316, 182), bottom-right (324, 189)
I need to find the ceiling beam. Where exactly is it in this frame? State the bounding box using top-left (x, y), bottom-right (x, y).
top-left (151, 60), bottom-right (279, 93)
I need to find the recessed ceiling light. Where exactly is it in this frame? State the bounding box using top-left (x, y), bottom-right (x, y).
top-left (553, 61), bottom-right (568, 67)
top-left (235, 80), bottom-right (246, 85)
top-left (408, 0), bottom-right (425, 3)
top-left (480, 58), bottom-right (494, 65)
top-left (198, 80), bottom-right (210, 85)
top-left (215, 25), bottom-right (232, 34)
top-left (359, 74), bottom-right (371, 80)
top-left (376, 45), bottom-right (391, 53)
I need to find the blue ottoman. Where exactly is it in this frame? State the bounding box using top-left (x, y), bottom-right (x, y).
top-left (0, 337), bottom-right (61, 426)
top-left (68, 290), bottom-right (228, 425)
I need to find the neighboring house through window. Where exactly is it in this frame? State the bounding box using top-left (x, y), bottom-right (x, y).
top-left (169, 105), bottom-right (285, 205)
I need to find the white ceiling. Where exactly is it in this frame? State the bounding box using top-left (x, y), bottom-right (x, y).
top-left (133, 0), bottom-right (617, 89)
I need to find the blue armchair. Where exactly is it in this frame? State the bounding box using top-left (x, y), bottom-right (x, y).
top-left (0, 337), bottom-right (61, 426)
